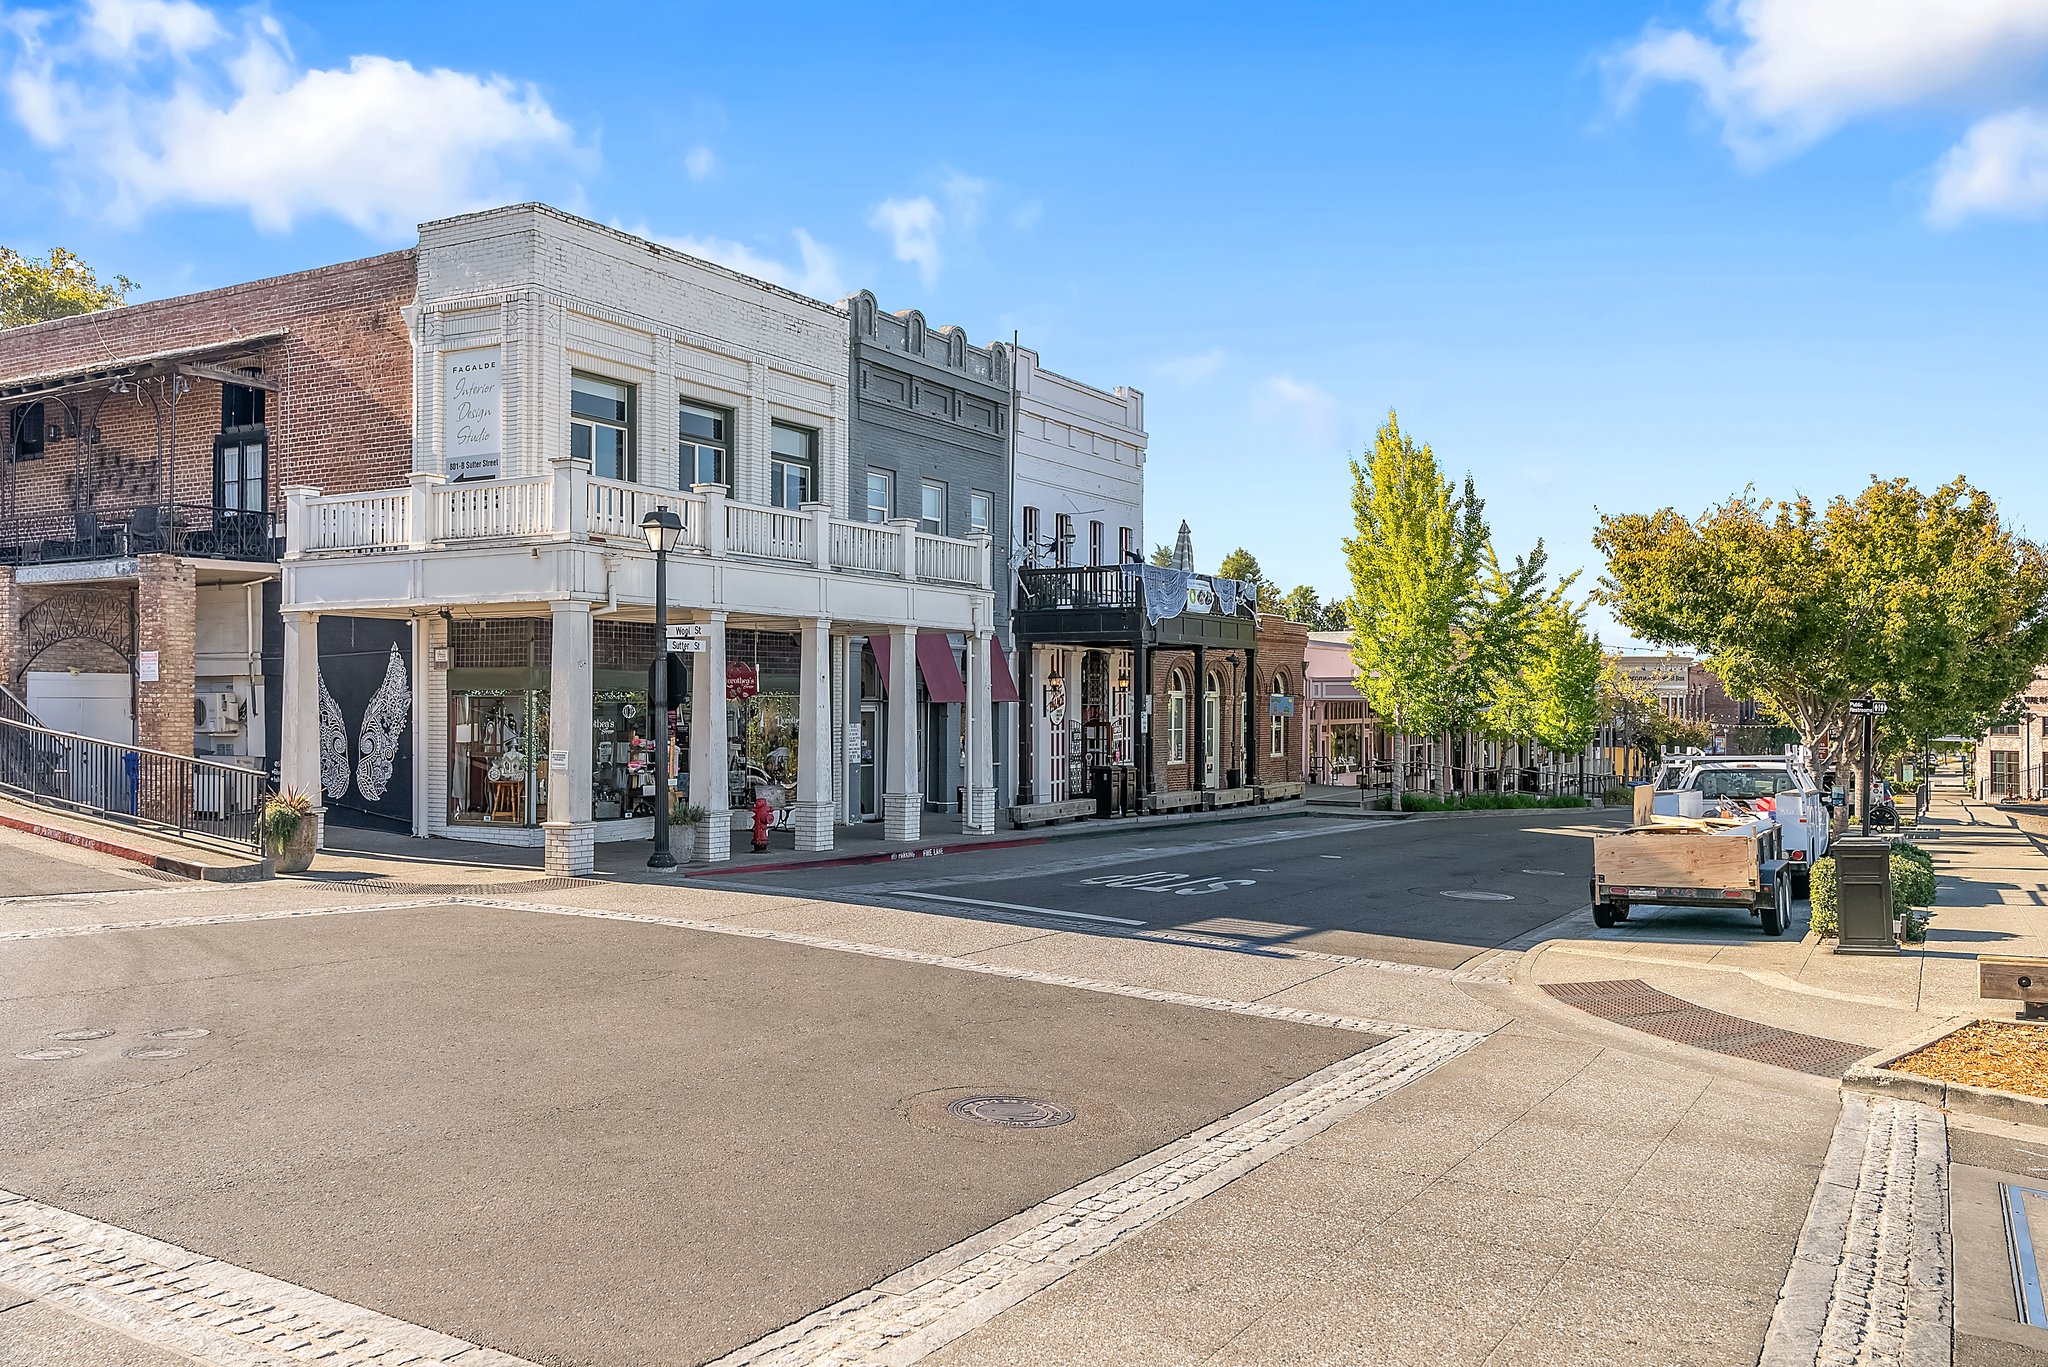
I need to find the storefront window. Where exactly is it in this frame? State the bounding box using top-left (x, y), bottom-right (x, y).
top-left (592, 688), bottom-right (660, 820)
top-left (449, 690), bottom-right (548, 825)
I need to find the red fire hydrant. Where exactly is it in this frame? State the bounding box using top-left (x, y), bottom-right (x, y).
top-left (752, 796), bottom-right (771, 852)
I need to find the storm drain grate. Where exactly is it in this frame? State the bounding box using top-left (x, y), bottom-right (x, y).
top-left (946, 1096), bottom-right (1075, 1129)
top-left (308, 875), bottom-right (602, 896)
top-left (1542, 979), bottom-right (1869, 1077)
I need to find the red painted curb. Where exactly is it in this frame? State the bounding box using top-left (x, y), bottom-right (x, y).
top-left (0, 809), bottom-right (172, 873)
top-left (682, 834), bottom-right (1049, 877)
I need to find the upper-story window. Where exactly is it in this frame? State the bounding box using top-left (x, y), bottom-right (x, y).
top-left (920, 480), bottom-right (946, 535)
top-left (770, 421), bottom-right (815, 509)
top-left (1119, 526), bottom-right (1134, 563)
top-left (1089, 520), bottom-right (1104, 566)
top-left (969, 492), bottom-right (992, 536)
top-left (7, 402), bottom-right (44, 462)
top-left (865, 469), bottom-right (893, 523)
top-left (215, 377), bottom-right (268, 515)
top-left (1055, 514), bottom-right (1074, 566)
top-left (1022, 506), bottom-right (1040, 560)
top-left (679, 401), bottom-right (730, 491)
top-left (572, 373), bottom-right (635, 481)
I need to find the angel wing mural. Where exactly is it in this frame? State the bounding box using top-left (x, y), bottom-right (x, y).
top-left (354, 644), bottom-right (412, 802)
top-left (318, 671), bottom-right (349, 800)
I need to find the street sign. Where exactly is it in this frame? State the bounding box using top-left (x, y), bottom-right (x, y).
top-left (665, 624), bottom-right (706, 644)
top-left (671, 639), bottom-right (706, 653)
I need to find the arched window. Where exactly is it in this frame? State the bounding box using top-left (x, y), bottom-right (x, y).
top-left (1271, 671), bottom-right (1290, 757)
top-left (1168, 669), bottom-right (1188, 764)
top-left (1203, 671), bottom-right (1221, 781)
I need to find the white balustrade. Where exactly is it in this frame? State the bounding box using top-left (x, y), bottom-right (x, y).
top-left (306, 491), bottom-right (410, 551)
top-left (726, 503), bottom-right (810, 564)
top-left (914, 532), bottom-right (981, 586)
top-left (829, 519), bottom-right (902, 577)
top-left (587, 477), bottom-right (702, 547)
top-left (435, 477), bottom-right (553, 540)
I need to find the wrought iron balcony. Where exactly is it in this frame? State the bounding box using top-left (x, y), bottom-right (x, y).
top-left (0, 502), bottom-right (281, 566)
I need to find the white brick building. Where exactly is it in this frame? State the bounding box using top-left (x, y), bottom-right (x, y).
top-left (282, 206), bottom-right (998, 872)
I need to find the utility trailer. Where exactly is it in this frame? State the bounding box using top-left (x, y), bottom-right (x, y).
top-left (1590, 810), bottom-right (1794, 936)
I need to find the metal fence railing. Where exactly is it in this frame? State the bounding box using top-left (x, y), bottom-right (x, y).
top-left (0, 714), bottom-right (266, 853)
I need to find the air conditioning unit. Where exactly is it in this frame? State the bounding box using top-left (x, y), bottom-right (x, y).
top-left (194, 691), bottom-right (246, 736)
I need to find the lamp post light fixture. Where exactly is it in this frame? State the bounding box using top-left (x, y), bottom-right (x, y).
top-left (641, 506), bottom-right (685, 869)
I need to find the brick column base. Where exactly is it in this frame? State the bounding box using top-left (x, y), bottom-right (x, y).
top-left (792, 800), bottom-right (833, 853)
top-left (963, 786), bottom-right (998, 835)
top-left (691, 814), bottom-right (732, 864)
top-left (542, 820), bottom-right (595, 875)
top-left (883, 792), bottom-right (921, 842)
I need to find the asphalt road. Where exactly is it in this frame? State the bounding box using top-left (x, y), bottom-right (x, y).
top-left (0, 903), bottom-right (1363, 1366)
top-left (734, 811), bottom-right (1621, 969)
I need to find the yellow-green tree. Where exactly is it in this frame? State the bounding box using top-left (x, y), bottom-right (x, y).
top-left (2, 247), bottom-right (135, 330)
top-left (1490, 595), bottom-right (1603, 766)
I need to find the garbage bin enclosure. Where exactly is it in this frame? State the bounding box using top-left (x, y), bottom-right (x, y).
top-left (1832, 836), bottom-right (1900, 956)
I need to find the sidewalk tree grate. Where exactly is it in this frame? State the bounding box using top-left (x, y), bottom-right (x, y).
top-left (946, 1095), bottom-right (1076, 1129)
top-left (1542, 978), bottom-right (1869, 1076)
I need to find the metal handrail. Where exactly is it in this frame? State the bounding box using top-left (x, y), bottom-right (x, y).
top-left (0, 715), bottom-right (266, 852)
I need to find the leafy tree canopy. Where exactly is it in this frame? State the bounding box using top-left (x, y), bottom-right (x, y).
top-left (1147, 543), bottom-right (1174, 568)
top-left (1490, 596), bottom-right (1603, 754)
top-left (2, 247), bottom-right (134, 330)
top-left (1595, 478), bottom-right (2048, 746)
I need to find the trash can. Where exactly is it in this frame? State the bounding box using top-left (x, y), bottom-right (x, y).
top-left (1831, 836), bottom-right (1899, 955)
top-left (1092, 766), bottom-right (1114, 818)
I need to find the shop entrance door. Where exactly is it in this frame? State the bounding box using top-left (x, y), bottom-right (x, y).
top-left (857, 703), bottom-right (880, 820)
top-left (449, 690), bottom-right (549, 826)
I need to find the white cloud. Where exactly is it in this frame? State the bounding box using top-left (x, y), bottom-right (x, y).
top-left (870, 195), bottom-right (942, 287)
top-left (940, 170), bottom-right (988, 229)
top-left (633, 224), bottom-right (845, 301)
top-left (1611, 0), bottom-right (2048, 165)
top-left (684, 143), bottom-right (716, 181)
top-left (1929, 106), bottom-right (2048, 223)
top-left (1152, 349), bottom-right (1225, 387)
top-left (1255, 375), bottom-right (1338, 441)
top-left (82, 0), bottom-right (220, 57)
top-left (2, 0), bottom-right (579, 237)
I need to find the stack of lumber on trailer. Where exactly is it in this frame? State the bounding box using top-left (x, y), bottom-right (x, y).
top-left (1596, 815), bottom-right (1772, 891)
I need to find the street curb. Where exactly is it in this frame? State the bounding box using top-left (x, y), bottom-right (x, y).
top-left (0, 807), bottom-right (269, 882)
top-left (681, 835), bottom-right (1050, 878)
top-left (1305, 804), bottom-right (1609, 823)
top-left (1843, 1015), bottom-right (2048, 1128)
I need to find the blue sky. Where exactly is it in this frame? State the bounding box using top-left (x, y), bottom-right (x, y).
top-left (4, 0), bottom-right (2046, 646)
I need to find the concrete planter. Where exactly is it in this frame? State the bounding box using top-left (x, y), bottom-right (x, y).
top-left (265, 822), bottom-right (317, 875)
top-left (1843, 1016), bottom-right (2048, 1127)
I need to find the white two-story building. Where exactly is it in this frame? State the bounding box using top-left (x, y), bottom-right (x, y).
top-left (280, 206), bottom-right (999, 873)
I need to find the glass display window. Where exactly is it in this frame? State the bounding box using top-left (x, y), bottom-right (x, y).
top-left (592, 688), bottom-right (660, 820)
top-left (449, 690), bottom-right (549, 826)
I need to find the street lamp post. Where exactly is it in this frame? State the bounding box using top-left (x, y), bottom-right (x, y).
top-left (1848, 690), bottom-right (1888, 838)
top-left (642, 507), bottom-right (684, 869)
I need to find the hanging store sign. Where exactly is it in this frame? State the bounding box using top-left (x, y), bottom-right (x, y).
top-left (444, 346), bottom-right (502, 482)
top-left (727, 662), bottom-right (759, 700)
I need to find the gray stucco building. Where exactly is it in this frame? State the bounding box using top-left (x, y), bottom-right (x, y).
top-left (845, 292), bottom-right (1015, 815)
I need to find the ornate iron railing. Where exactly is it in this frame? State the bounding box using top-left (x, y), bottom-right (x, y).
top-left (0, 502), bottom-right (279, 565)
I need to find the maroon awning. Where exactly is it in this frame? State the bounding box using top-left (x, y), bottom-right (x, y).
top-left (991, 637), bottom-right (1020, 704)
top-left (868, 634), bottom-right (891, 697)
top-left (916, 631), bottom-right (966, 704)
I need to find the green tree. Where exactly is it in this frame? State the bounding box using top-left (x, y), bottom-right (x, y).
top-left (2, 247), bottom-right (135, 330)
top-left (1595, 477), bottom-right (2048, 750)
top-left (1148, 543), bottom-right (1174, 568)
top-left (1344, 411), bottom-right (1548, 807)
top-left (1217, 547), bottom-right (1274, 610)
top-left (1278, 584), bottom-right (1325, 626)
top-left (1491, 596), bottom-right (1603, 764)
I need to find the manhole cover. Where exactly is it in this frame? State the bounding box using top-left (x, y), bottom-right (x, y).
top-left (123, 1046), bottom-right (187, 1061)
top-left (1441, 890), bottom-right (1515, 901)
top-left (52, 1027), bottom-right (114, 1041)
top-left (946, 1095), bottom-right (1075, 1129)
top-left (147, 1027), bottom-right (210, 1040)
top-left (17, 1048), bottom-right (84, 1061)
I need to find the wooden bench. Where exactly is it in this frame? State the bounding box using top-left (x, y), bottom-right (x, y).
top-left (1146, 791), bottom-right (1204, 815)
top-left (1980, 956), bottom-right (2048, 1020)
top-left (1010, 797), bottom-right (1097, 828)
top-left (1204, 787), bottom-right (1259, 810)
top-left (1259, 781), bottom-right (1305, 803)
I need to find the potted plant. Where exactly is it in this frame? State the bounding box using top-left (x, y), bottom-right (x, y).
top-left (670, 799), bottom-right (707, 862)
top-left (260, 789), bottom-right (317, 874)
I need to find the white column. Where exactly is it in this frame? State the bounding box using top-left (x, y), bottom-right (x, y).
top-left (830, 633), bottom-right (850, 821)
top-left (410, 614), bottom-right (434, 837)
top-left (795, 617), bottom-right (834, 852)
top-left (883, 624), bottom-right (921, 841)
top-left (1030, 647), bottom-right (1054, 803)
top-left (965, 630), bottom-right (996, 833)
top-left (280, 609), bottom-right (325, 848)
top-left (690, 611), bottom-right (732, 862)
top-left (543, 601), bottom-right (595, 875)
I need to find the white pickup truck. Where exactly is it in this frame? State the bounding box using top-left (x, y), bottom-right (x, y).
top-left (1650, 754), bottom-right (1832, 895)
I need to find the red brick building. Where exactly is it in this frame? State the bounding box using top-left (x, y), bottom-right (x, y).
top-left (1146, 614), bottom-right (1308, 795)
top-left (0, 251), bottom-right (415, 766)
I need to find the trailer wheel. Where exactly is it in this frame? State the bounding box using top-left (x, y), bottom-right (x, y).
top-left (1593, 902), bottom-right (1619, 929)
top-left (1761, 888), bottom-right (1787, 937)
